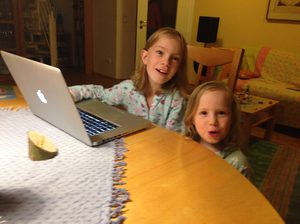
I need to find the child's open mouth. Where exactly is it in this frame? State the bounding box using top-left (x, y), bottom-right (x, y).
top-left (156, 68), bottom-right (168, 75)
top-left (208, 130), bottom-right (219, 137)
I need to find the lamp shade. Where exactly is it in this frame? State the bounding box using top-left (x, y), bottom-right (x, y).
top-left (197, 16), bottom-right (219, 43)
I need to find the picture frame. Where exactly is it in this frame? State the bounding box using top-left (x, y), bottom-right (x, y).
top-left (266, 0), bottom-right (300, 22)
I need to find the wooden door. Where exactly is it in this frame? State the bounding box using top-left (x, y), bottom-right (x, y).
top-left (135, 0), bottom-right (179, 69)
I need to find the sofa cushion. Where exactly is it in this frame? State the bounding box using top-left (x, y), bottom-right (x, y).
top-left (242, 46), bottom-right (261, 72)
top-left (245, 78), bottom-right (300, 129)
top-left (261, 49), bottom-right (300, 86)
top-left (254, 47), bottom-right (270, 77)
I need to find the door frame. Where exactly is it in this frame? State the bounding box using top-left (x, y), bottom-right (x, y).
top-left (135, 0), bottom-right (194, 68)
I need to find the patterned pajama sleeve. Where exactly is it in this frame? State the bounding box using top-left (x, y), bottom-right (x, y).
top-left (164, 95), bottom-right (187, 133)
top-left (69, 82), bottom-right (126, 105)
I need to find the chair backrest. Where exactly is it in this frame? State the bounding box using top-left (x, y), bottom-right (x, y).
top-left (187, 45), bottom-right (244, 91)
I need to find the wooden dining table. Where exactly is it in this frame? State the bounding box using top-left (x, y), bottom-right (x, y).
top-left (124, 126), bottom-right (284, 224)
top-left (0, 87), bottom-right (284, 224)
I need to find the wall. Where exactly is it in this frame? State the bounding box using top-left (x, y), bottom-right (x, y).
top-left (176, 0), bottom-right (194, 42)
top-left (93, 0), bottom-right (136, 79)
top-left (93, 0), bottom-right (116, 78)
top-left (192, 0), bottom-right (300, 53)
top-left (115, 0), bottom-right (137, 79)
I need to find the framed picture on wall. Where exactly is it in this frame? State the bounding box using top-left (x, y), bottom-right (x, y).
top-left (267, 0), bottom-right (300, 21)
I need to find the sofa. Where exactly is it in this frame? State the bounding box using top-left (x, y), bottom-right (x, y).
top-left (235, 47), bottom-right (300, 129)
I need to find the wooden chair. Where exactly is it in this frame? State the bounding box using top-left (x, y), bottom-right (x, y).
top-left (187, 45), bottom-right (244, 91)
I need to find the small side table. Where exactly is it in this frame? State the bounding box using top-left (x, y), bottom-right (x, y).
top-left (238, 95), bottom-right (279, 153)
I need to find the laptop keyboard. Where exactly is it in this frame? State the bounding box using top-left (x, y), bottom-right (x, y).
top-left (78, 110), bottom-right (118, 136)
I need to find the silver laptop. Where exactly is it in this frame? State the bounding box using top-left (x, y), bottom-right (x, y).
top-left (1, 50), bottom-right (152, 146)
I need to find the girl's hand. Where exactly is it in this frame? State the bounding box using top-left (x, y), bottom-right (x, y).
top-left (69, 89), bottom-right (77, 102)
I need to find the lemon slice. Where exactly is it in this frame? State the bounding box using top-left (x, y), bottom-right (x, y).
top-left (28, 131), bottom-right (58, 161)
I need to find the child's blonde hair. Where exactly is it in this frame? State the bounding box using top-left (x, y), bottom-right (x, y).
top-left (184, 81), bottom-right (241, 145)
top-left (131, 27), bottom-right (189, 98)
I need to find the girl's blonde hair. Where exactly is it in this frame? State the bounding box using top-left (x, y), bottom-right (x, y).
top-left (131, 27), bottom-right (189, 98)
top-left (184, 81), bottom-right (241, 145)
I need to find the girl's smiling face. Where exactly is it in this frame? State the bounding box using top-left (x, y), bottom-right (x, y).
top-left (141, 37), bottom-right (182, 90)
top-left (193, 89), bottom-right (232, 150)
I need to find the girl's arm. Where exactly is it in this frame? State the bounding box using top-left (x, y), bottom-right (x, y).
top-left (165, 94), bottom-right (187, 133)
top-left (224, 149), bottom-right (250, 178)
top-left (69, 80), bottom-right (131, 105)
top-left (69, 84), bottom-right (106, 102)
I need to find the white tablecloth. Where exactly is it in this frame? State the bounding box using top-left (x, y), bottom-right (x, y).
top-left (0, 109), bottom-right (127, 224)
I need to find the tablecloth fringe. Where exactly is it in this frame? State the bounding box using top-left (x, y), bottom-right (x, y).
top-left (110, 138), bottom-right (130, 224)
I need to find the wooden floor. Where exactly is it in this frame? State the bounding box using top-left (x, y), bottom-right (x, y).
top-left (252, 126), bottom-right (300, 148)
top-left (1, 69), bottom-right (299, 149)
top-left (62, 68), bottom-right (122, 87)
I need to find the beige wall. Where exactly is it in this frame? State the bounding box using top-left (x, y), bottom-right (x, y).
top-left (93, 0), bottom-right (117, 78)
top-left (115, 0), bottom-right (137, 79)
top-left (191, 0), bottom-right (300, 53)
top-left (176, 0), bottom-right (195, 42)
top-left (93, 0), bottom-right (136, 79)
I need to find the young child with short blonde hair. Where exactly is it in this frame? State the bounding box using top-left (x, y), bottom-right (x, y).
top-left (184, 81), bottom-right (249, 176)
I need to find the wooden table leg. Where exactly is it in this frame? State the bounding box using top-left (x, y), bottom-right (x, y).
top-left (240, 114), bottom-right (252, 154)
top-left (264, 107), bottom-right (277, 140)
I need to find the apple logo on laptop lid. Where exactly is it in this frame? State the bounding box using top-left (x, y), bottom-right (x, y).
top-left (36, 89), bottom-right (48, 104)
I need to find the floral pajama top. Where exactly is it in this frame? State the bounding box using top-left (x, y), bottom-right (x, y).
top-left (216, 144), bottom-right (250, 178)
top-left (69, 80), bottom-right (187, 133)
